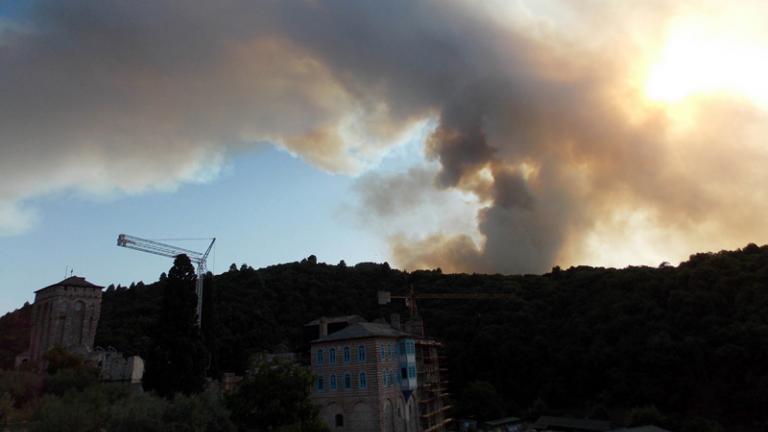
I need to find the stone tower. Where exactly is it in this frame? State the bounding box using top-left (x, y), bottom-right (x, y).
top-left (26, 276), bottom-right (103, 364)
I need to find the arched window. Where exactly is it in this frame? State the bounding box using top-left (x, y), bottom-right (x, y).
top-left (330, 374), bottom-right (337, 390)
top-left (357, 345), bottom-right (365, 362)
top-left (359, 371), bottom-right (367, 389)
top-left (329, 348), bottom-right (336, 364)
top-left (344, 373), bottom-right (351, 389)
top-left (73, 301), bottom-right (85, 345)
top-left (317, 376), bottom-right (324, 391)
top-left (335, 414), bottom-right (344, 427)
top-left (343, 346), bottom-right (350, 363)
top-left (58, 302), bottom-right (68, 344)
top-left (41, 301), bottom-right (52, 349)
top-left (316, 349), bottom-right (323, 366)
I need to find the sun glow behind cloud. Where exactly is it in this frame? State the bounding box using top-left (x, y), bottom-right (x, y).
top-left (644, 11), bottom-right (768, 108)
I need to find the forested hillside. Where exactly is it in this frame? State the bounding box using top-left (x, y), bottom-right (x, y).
top-left (3, 244), bottom-right (768, 430)
top-left (0, 302), bottom-right (31, 369)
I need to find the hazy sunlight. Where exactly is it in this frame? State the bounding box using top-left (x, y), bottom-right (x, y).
top-left (644, 14), bottom-right (768, 107)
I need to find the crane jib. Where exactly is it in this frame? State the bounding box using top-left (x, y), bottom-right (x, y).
top-left (116, 233), bottom-right (215, 327)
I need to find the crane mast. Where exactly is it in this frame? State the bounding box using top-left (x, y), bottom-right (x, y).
top-left (117, 234), bottom-right (215, 327)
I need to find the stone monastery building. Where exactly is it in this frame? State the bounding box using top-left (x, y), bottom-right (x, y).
top-left (19, 276), bottom-right (102, 365)
top-left (15, 276), bottom-right (143, 384)
top-left (308, 315), bottom-right (451, 432)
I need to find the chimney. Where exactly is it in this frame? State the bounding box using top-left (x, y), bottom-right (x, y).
top-left (319, 317), bottom-right (328, 337)
top-left (391, 313), bottom-right (401, 330)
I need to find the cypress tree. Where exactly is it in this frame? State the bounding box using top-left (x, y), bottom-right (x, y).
top-left (201, 272), bottom-right (220, 378)
top-left (143, 254), bottom-right (208, 397)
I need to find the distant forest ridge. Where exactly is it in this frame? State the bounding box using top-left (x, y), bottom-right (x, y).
top-left (2, 243), bottom-right (768, 430)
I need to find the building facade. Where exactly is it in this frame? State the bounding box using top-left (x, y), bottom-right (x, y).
top-left (16, 276), bottom-right (145, 385)
top-left (19, 276), bottom-right (103, 366)
top-left (309, 317), bottom-right (451, 432)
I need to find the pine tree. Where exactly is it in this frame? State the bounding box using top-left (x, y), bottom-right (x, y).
top-left (143, 254), bottom-right (209, 397)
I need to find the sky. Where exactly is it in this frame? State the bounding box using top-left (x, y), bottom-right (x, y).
top-left (3, 0), bottom-right (768, 313)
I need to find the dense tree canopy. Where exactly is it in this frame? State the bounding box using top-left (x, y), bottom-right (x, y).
top-left (227, 358), bottom-right (328, 432)
top-left (4, 244), bottom-right (768, 430)
top-left (101, 245), bottom-right (768, 430)
top-left (0, 353), bottom-right (234, 431)
top-left (0, 303), bottom-right (31, 369)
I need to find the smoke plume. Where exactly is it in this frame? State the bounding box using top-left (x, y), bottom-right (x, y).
top-left (2, 0), bottom-right (768, 272)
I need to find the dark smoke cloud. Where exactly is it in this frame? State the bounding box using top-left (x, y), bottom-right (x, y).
top-left (0, 0), bottom-right (517, 233)
top-left (2, 0), bottom-right (768, 272)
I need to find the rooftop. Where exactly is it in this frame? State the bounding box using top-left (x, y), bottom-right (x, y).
top-left (304, 315), bottom-right (365, 326)
top-left (36, 276), bottom-right (103, 293)
top-left (313, 321), bottom-right (409, 343)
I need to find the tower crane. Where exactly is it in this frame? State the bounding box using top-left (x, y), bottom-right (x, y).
top-left (116, 234), bottom-right (215, 327)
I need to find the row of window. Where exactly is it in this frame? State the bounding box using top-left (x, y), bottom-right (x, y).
top-left (316, 345), bottom-right (365, 365)
top-left (317, 372), bottom-right (367, 391)
top-left (379, 341), bottom-right (416, 361)
top-left (316, 366), bottom-right (418, 392)
top-left (316, 340), bottom-right (416, 366)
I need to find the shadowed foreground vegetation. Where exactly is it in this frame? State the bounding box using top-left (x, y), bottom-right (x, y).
top-left (0, 347), bottom-right (325, 431)
top-left (3, 244), bottom-right (768, 430)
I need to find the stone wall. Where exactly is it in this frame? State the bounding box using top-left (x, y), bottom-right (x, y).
top-left (89, 348), bottom-right (144, 384)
